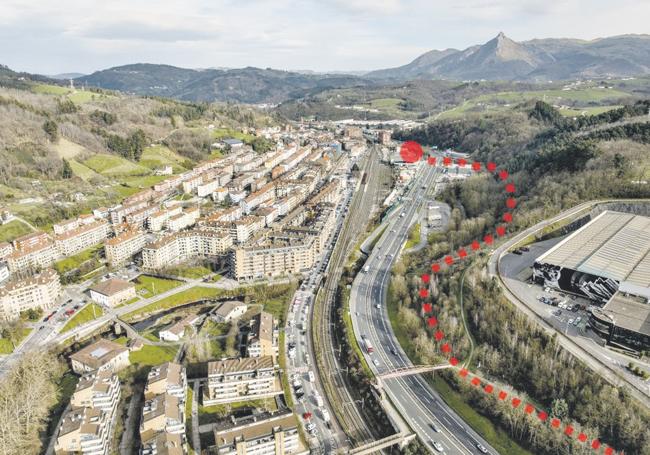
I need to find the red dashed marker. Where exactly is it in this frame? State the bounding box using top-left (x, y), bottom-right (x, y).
top-left (565, 426), bottom-right (574, 437)
top-left (421, 273), bottom-right (430, 283)
top-left (427, 316), bottom-right (437, 327)
top-left (487, 162), bottom-right (497, 172)
top-left (503, 212), bottom-right (513, 223)
top-left (457, 158), bottom-right (467, 167)
top-left (538, 411), bottom-right (548, 422)
top-left (423, 303), bottom-right (432, 313)
top-left (471, 377), bottom-right (481, 386)
top-left (498, 391), bottom-right (507, 400)
top-left (400, 141), bottom-right (423, 163)
top-left (498, 169), bottom-right (509, 180)
top-left (505, 183), bottom-right (516, 193)
top-left (434, 330), bottom-right (444, 341)
top-left (496, 226), bottom-right (506, 236)
top-left (484, 234), bottom-right (494, 245)
top-left (471, 240), bottom-right (480, 251)
top-left (484, 384), bottom-right (494, 393)
top-left (506, 197), bottom-right (517, 209)
top-left (459, 368), bottom-right (468, 377)
top-left (591, 440), bottom-right (601, 450)
top-left (427, 156), bottom-right (437, 166)
top-left (431, 263), bottom-right (441, 273)
top-left (551, 418), bottom-right (560, 428)
top-left (441, 343), bottom-right (451, 353)
top-left (604, 447), bottom-right (614, 455)
top-left (578, 433), bottom-right (587, 443)
top-left (472, 161), bottom-right (481, 171)
top-left (449, 357), bottom-right (459, 366)
top-left (512, 398), bottom-right (521, 408)
top-left (419, 288), bottom-right (429, 298)
top-left (524, 404), bottom-right (534, 414)
top-left (444, 255), bottom-right (454, 265)
top-left (443, 156), bottom-right (452, 166)
top-left (458, 248), bottom-right (467, 259)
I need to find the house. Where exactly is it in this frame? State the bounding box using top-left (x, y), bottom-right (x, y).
top-left (140, 393), bottom-right (185, 435)
top-left (89, 278), bottom-right (136, 307)
top-left (221, 138), bottom-right (244, 149)
top-left (70, 339), bottom-right (130, 374)
top-left (212, 301), bottom-right (247, 323)
top-left (246, 311), bottom-right (278, 359)
top-left (158, 314), bottom-right (202, 342)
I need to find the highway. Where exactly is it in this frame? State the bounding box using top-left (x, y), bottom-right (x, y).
top-left (351, 161), bottom-right (498, 455)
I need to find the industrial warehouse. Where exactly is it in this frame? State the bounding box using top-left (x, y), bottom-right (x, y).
top-left (533, 210), bottom-right (650, 350)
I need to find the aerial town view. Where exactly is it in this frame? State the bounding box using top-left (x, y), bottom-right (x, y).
top-left (1, 1), bottom-right (650, 455)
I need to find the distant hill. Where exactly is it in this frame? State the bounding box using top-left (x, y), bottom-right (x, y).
top-left (50, 72), bottom-right (86, 80)
top-left (77, 64), bottom-right (372, 104)
top-left (366, 33), bottom-right (650, 82)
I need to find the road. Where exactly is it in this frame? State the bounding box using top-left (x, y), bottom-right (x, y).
top-left (487, 198), bottom-right (650, 408)
top-left (351, 161), bottom-right (498, 455)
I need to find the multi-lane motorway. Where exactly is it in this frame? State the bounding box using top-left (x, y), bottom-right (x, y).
top-left (351, 161), bottom-right (499, 455)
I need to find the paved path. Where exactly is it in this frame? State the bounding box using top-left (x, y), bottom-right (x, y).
top-left (120, 383), bottom-right (144, 455)
top-left (191, 380), bottom-right (201, 454)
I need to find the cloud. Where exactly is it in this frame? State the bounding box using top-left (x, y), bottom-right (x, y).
top-left (75, 21), bottom-right (221, 42)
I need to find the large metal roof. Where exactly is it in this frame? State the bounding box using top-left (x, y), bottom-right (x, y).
top-left (536, 211), bottom-right (650, 289)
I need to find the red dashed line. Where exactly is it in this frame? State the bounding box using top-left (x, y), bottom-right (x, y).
top-left (404, 145), bottom-right (622, 454)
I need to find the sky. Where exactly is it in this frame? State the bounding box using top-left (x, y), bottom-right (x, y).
top-left (1, 0), bottom-right (649, 75)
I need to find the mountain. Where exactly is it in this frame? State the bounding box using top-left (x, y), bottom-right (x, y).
top-left (76, 64), bottom-right (371, 104)
top-left (366, 33), bottom-right (650, 82)
top-left (50, 72), bottom-right (86, 80)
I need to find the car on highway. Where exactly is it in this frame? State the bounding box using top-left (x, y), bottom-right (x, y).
top-left (476, 443), bottom-right (489, 453)
top-left (390, 348), bottom-right (397, 356)
top-left (431, 441), bottom-right (444, 452)
top-left (429, 423), bottom-right (440, 432)
top-left (373, 358), bottom-right (380, 366)
top-left (375, 304), bottom-right (380, 309)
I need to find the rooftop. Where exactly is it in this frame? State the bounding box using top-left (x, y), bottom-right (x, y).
top-left (536, 211), bottom-right (650, 289)
top-left (208, 356), bottom-right (275, 376)
top-left (599, 291), bottom-right (650, 336)
top-left (89, 278), bottom-right (134, 297)
top-left (214, 411), bottom-right (297, 447)
top-left (70, 339), bottom-right (128, 369)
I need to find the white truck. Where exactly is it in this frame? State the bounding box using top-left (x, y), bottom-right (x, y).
top-left (321, 408), bottom-right (331, 423)
top-left (314, 393), bottom-right (324, 407)
top-left (308, 371), bottom-right (315, 382)
top-left (363, 265), bottom-right (370, 273)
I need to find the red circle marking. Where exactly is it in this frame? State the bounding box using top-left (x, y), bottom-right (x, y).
top-left (419, 288), bottom-right (429, 298)
top-left (427, 316), bottom-right (437, 327)
top-left (503, 212), bottom-right (513, 223)
top-left (427, 156), bottom-right (437, 166)
top-left (505, 183), bottom-right (516, 193)
top-left (472, 161), bottom-right (481, 171)
top-left (431, 263), bottom-right (441, 273)
top-left (444, 255), bottom-right (454, 265)
top-left (483, 234), bottom-right (494, 245)
top-left (400, 141), bottom-right (423, 163)
top-left (422, 303), bottom-right (432, 313)
top-left (506, 197), bottom-right (517, 209)
top-left (434, 330), bottom-right (444, 341)
top-left (421, 273), bottom-right (430, 283)
top-left (443, 156), bottom-right (452, 166)
top-left (487, 162), bottom-right (497, 172)
top-left (498, 169), bottom-right (509, 180)
top-left (496, 226), bottom-right (506, 236)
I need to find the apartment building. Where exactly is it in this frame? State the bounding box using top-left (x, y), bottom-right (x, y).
top-left (230, 235), bottom-right (316, 281)
top-left (230, 216), bottom-right (265, 244)
top-left (0, 241), bottom-right (13, 260)
top-left (89, 278), bottom-right (136, 307)
top-left (70, 339), bottom-right (130, 374)
top-left (201, 206), bottom-right (243, 225)
top-left (54, 406), bottom-right (114, 455)
top-left (147, 206), bottom-right (183, 232)
top-left (110, 200), bottom-right (149, 224)
top-left (154, 176), bottom-right (182, 194)
top-left (182, 175), bottom-right (203, 194)
top-left (213, 411), bottom-right (307, 455)
top-left (105, 231), bottom-right (145, 266)
top-left (141, 230), bottom-right (233, 270)
top-left (0, 268), bottom-right (61, 320)
top-left (145, 362), bottom-right (187, 401)
top-left (70, 370), bottom-right (121, 413)
top-left (204, 356), bottom-right (280, 405)
top-left (54, 220), bottom-right (110, 257)
top-left (240, 183), bottom-right (276, 214)
top-left (123, 188), bottom-right (156, 205)
top-left (246, 311), bottom-right (278, 359)
top-left (13, 231), bottom-right (50, 250)
top-left (140, 430), bottom-right (185, 455)
top-left (166, 207), bottom-right (200, 232)
top-left (6, 238), bottom-right (58, 273)
top-left (252, 207), bottom-right (279, 227)
top-left (125, 205), bottom-right (159, 228)
top-left (140, 393), bottom-right (185, 435)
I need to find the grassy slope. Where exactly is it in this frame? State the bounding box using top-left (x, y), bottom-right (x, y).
top-left (0, 219), bottom-right (34, 242)
top-left (134, 275), bottom-right (183, 298)
top-left (124, 286), bottom-right (222, 321)
top-left (60, 304), bottom-right (104, 333)
top-left (53, 244), bottom-right (102, 274)
top-left (83, 154), bottom-right (150, 176)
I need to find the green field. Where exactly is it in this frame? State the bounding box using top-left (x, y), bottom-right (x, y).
top-left (139, 145), bottom-right (188, 172)
top-left (118, 174), bottom-right (169, 188)
top-left (134, 275), bottom-right (183, 298)
top-left (68, 159), bottom-right (104, 181)
top-left (370, 98), bottom-right (402, 108)
top-left (0, 328), bottom-right (32, 354)
top-left (211, 128), bottom-right (254, 142)
top-left (558, 105), bottom-right (622, 117)
top-left (84, 154), bottom-right (150, 176)
top-left (405, 222), bottom-right (421, 249)
top-left (0, 219), bottom-right (34, 243)
top-left (60, 304), bottom-right (104, 333)
top-left (53, 244), bottom-right (103, 275)
top-left (114, 336), bottom-right (178, 365)
top-left (162, 265), bottom-right (213, 279)
top-left (125, 286), bottom-right (222, 321)
top-left (32, 84), bottom-right (112, 104)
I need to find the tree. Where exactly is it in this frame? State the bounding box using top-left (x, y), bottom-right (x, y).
top-left (42, 120), bottom-right (58, 142)
top-left (56, 99), bottom-right (78, 114)
top-left (128, 129), bottom-right (147, 161)
top-left (61, 158), bottom-right (73, 179)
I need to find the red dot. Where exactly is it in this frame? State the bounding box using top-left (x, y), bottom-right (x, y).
top-left (506, 197), bottom-right (517, 209)
top-left (427, 156), bottom-right (437, 166)
top-left (421, 273), bottom-right (430, 283)
top-left (457, 158), bottom-right (467, 167)
top-left (512, 398), bottom-right (521, 408)
top-left (604, 448), bottom-right (614, 455)
top-left (434, 330), bottom-right (444, 341)
top-left (441, 343), bottom-right (451, 353)
top-left (400, 141), bottom-right (423, 163)
top-left (427, 316), bottom-right (437, 327)
top-left (484, 234), bottom-right (494, 245)
top-left (443, 156), bottom-right (452, 167)
top-left (472, 161), bottom-right (481, 172)
top-left (459, 368), bottom-right (468, 377)
top-left (458, 248), bottom-right (467, 258)
top-left (498, 169), bottom-right (509, 180)
top-left (431, 263), bottom-right (441, 273)
top-left (422, 303), bottom-right (432, 313)
top-left (498, 391), bottom-right (507, 400)
top-left (578, 433), bottom-right (587, 443)
top-left (503, 213), bottom-right (513, 223)
top-left (538, 411), bottom-right (548, 421)
top-left (444, 255), bottom-right (454, 265)
top-left (419, 288), bottom-right (429, 298)
top-left (565, 425), bottom-right (574, 436)
top-left (449, 357), bottom-right (459, 366)
top-left (484, 384), bottom-right (494, 393)
top-left (471, 377), bottom-right (480, 386)
top-left (591, 440), bottom-right (600, 450)
top-left (487, 162), bottom-right (497, 172)
top-left (524, 404), bottom-right (534, 414)
top-left (505, 183), bottom-right (516, 193)
top-left (471, 240), bottom-right (480, 250)
top-left (551, 418), bottom-right (560, 428)
top-left (496, 226), bottom-right (506, 237)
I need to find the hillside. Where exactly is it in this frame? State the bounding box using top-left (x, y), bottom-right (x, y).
top-left (366, 33), bottom-right (650, 82)
top-left (77, 64), bottom-right (372, 104)
top-left (0, 69), bottom-right (278, 232)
